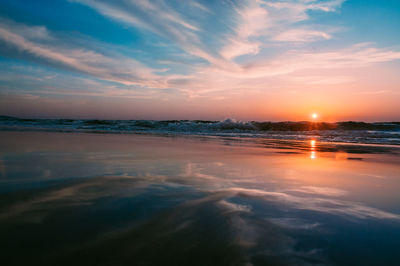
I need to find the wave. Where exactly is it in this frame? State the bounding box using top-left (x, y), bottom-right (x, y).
top-left (1, 116), bottom-right (400, 145)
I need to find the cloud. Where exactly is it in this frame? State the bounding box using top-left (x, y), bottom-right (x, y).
top-left (70, 0), bottom-right (234, 70)
top-left (220, 0), bottom-right (342, 60)
top-left (166, 42), bottom-right (400, 97)
top-left (220, 0), bottom-right (268, 60)
top-left (0, 20), bottom-right (166, 87)
top-left (189, 1), bottom-right (212, 14)
top-left (229, 43), bottom-right (400, 77)
top-left (265, 0), bottom-right (346, 16)
top-left (291, 75), bottom-right (355, 85)
top-left (272, 28), bottom-right (332, 42)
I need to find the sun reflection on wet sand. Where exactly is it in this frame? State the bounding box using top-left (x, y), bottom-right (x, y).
top-left (310, 139), bottom-right (317, 159)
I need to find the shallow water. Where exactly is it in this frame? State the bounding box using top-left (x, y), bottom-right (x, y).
top-left (0, 131), bottom-right (400, 265)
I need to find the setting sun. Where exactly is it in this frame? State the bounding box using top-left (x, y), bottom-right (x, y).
top-left (311, 113), bottom-right (318, 120)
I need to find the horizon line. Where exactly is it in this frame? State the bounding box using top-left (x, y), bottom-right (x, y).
top-left (1, 115), bottom-right (399, 124)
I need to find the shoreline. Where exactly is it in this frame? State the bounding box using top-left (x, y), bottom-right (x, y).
top-left (1, 126), bottom-right (400, 149)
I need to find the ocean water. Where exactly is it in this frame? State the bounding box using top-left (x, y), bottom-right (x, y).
top-left (0, 131), bottom-right (400, 266)
top-left (1, 116), bottom-right (400, 145)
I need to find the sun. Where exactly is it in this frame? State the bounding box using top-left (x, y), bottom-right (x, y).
top-left (311, 113), bottom-right (318, 120)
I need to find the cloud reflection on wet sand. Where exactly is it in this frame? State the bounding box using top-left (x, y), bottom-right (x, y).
top-left (1, 132), bottom-right (400, 265)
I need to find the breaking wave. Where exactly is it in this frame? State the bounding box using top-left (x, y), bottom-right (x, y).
top-left (1, 116), bottom-right (399, 145)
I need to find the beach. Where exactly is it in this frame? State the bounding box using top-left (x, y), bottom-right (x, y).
top-left (1, 131), bottom-right (400, 265)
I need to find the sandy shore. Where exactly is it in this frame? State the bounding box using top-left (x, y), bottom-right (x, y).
top-left (1, 131), bottom-right (400, 265)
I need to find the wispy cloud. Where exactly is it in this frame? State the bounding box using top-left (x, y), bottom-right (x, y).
top-left (242, 43), bottom-right (400, 77)
top-left (221, 0), bottom-right (268, 60)
top-left (265, 0), bottom-right (346, 16)
top-left (220, 0), bottom-right (341, 59)
top-left (167, 42), bottom-right (400, 97)
top-left (272, 28), bottom-right (332, 42)
top-left (70, 0), bottom-right (234, 69)
top-left (189, 1), bottom-right (212, 14)
top-left (0, 19), bottom-right (165, 87)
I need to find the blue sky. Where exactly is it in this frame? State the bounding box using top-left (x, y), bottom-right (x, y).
top-left (0, 0), bottom-right (399, 120)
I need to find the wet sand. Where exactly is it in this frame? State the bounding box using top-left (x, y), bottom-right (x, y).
top-left (1, 131), bottom-right (400, 265)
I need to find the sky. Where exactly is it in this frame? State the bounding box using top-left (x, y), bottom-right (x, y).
top-left (0, 0), bottom-right (399, 121)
